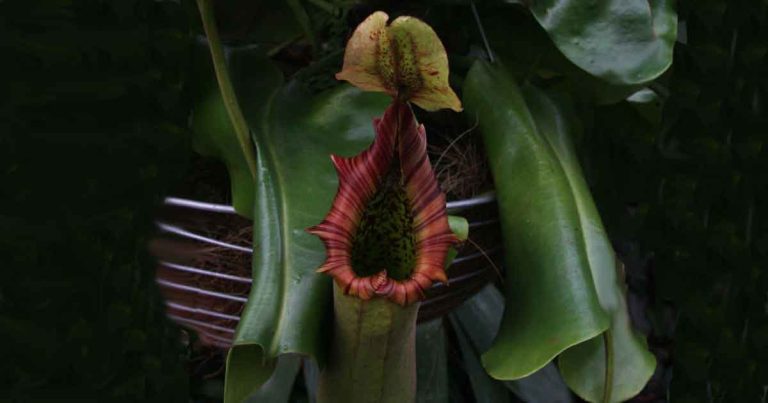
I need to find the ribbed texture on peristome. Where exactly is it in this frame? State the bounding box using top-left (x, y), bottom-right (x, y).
top-left (308, 101), bottom-right (458, 306)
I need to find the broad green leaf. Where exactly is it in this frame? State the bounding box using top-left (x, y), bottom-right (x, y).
top-left (225, 81), bottom-right (390, 402)
top-left (190, 45), bottom-right (282, 218)
top-left (450, 285), bottom-right (573, 403)
top-left (416, 319), bottom-right (449, 403)
top-left (525, 91), bottom-right (657, 402)
top-left (527, 0), bottom-right (677, 85)
top-left (463, 60), bottom-right (655, 402)
top-left (245, 354), bottom-right (302, 403)
top-left (482, 6), bottom-right (641, 104)
top-left (463, 59), bottom-right (610, 380)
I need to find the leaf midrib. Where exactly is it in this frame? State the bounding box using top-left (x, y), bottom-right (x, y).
top-left (257, 85), bottom-right (297, 357)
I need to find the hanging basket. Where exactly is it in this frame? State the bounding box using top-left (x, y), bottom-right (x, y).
top-left (152, 193), bottom-right (502, 347)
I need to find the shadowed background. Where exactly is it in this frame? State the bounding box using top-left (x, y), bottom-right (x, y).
top-left (1, 0), bottom-right (766, 402)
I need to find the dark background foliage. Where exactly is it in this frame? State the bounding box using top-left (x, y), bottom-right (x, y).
top-left (582, 1), bottom-right (768, 400)
top-left (0, 0), bottom-right (195, 400)
top-left (1, 0), bottom-right (765, 401)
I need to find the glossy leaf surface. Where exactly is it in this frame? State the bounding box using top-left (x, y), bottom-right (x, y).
top-left (190, 45), bottom-right (283, 218)
top-left (521, 84), bottom-right (657, 402)
top-left (450, 285), bottom-right (573, 403)
top-left (527, 0), bottom-right (677, 85)
top-left (463, 61), bottom-right (655, 401)
top-left (225, 80), bottom-right (390, 402)
top-left (482, 6), bottom-right (641, 104)
top-left (464, 60), bottom-right (609, 379)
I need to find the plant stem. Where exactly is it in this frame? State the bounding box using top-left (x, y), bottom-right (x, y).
top-left (470, 0), bottom-right (494, 64)
top-left (318, 284), bottom-right (418, 403)
top-left (196, 0), bottom-right (258, 182)
top-left (602, 330), bottom-right (614, 403)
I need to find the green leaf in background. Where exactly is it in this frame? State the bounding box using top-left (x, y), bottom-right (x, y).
top-left (463, 60), bottom-right (655, 402)
top-left (446, 215), bottom-right (470, 267)
top-left (303, 358), bottom-right (320, 403)
top-left (190, 45), bottom-right (283, 218)
top-left (447, 215), bottom-right (470, 242)
top-left (625, 88), bottom-right (663, 125)
top-left (450, 285), bottom-right (573, 403)
top-left (452, 318), bottom-right (513, 403)
top-left (526, 0), bottom-right (677, 85)
top-left (463, 59), bottom-right (609, 380)
top-left (225, 81), bottom-right (390, 402)
top-left (416, 319), bottom-right (449, 403)
top-left (481, 5), bottom-right (642, 105)
top-left (522, 87), bottom-right (657, 402)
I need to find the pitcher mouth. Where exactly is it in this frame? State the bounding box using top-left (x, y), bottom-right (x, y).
top-left (308, 101), bottom-right (459, 306)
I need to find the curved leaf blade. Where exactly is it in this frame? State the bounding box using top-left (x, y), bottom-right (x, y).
top-left (528, 0), bottom-right (677, 84)
top-left (464, 60), bottom-right (656, 401)
top-left (190, 46), bottom-right (283, 218)
top-left (515, 79), bottom-right (656, 403)
top-left (224, 345), bottom-right (275, 403)
top-left (482, 6), bottom-right (641, 105)
top-left (463, 60), bottom-right (610, 380)
top-left (450, 285), bottom-right (573, 403)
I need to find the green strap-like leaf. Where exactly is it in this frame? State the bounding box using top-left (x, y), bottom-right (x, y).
top-left (463, 60), bottom-right (610, 379)
top-left (463, 60), bottom-right (656, 402)
top-left (527, 0), bottom-right (677, 85)
top-left (224, 81), bottom-right (390, 402)
top-left (521, 84), bottom-right (657, 402)
top-left (481, 6), bottom-right (641, 105)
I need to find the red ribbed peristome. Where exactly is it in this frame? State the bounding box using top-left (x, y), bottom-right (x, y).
top-left (308, 101), bottom-right (458, 306)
